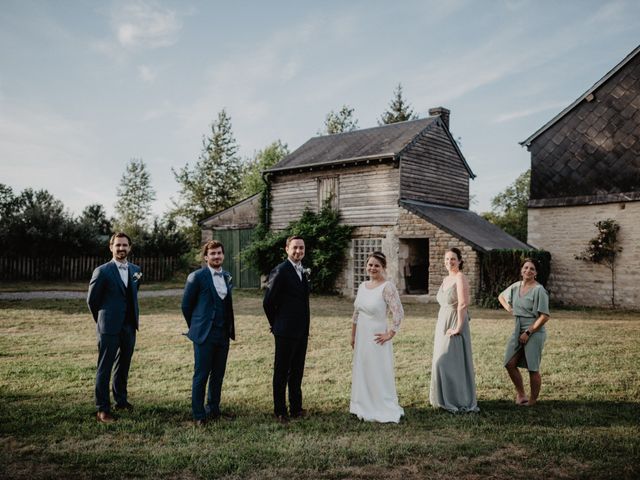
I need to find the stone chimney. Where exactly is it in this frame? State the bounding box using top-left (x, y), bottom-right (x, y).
top-left (428, 107), bottom-right (450, 130)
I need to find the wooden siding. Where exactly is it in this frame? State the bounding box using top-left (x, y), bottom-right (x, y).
top-left (400, 123), bottom-right (469, 208)
top-left (269, 175), bottom-right (318, 229)
top-left (269, 164), bottom-right (400, 229)
top-left (528, 51), bottom-right (640, 206)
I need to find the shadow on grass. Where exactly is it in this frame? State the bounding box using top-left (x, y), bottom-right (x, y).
top-left (2, 395), bottom-right (638, 439)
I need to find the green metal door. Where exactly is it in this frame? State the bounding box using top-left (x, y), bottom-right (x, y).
top-left (214, 228), bottom-right (260, 288)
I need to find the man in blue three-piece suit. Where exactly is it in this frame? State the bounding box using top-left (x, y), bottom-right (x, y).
top-left (263, 235), bottom-right (310, 424)
top-left (87, 232), bottom-right (142, 424)
top-left (181, 240), bottom-right (236, 426)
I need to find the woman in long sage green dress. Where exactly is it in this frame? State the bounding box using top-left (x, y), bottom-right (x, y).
top-left (498, 258), bottom-right (550, 407)
top-left (429, 248), bottom-right (479, 413)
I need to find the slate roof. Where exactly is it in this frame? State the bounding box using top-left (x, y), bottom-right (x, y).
top-left (266, 117), bottom-right (440, 173)
top-left (520, 44), bottom-right (640, 206)
top-left (400, 199), bottom-right (530, 253)
top-left (521, 44), bottom-right (640, 147)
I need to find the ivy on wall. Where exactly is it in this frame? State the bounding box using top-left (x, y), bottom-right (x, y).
top-left (242, 198), bottom-right (354, 294)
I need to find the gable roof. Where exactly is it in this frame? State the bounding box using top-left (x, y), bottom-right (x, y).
top-left (521, 44), bottom-right (640, 147)
top-left (400, 199), bottom-right (530, 253)
top-left (265, 116), bottom-right (474, 177)
top-left (199, 193), bottom-right (260, 228)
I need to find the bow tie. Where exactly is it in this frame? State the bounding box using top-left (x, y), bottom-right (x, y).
top-left (118, 264), bottom-right (128, 270)
top-left (295, 265), bottom-right (303, 273)
top-left (213, 271), bottom-right (224, 277)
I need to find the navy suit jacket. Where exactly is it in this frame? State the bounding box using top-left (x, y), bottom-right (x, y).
top-left (87, 261), bottom-right (141, 335)
top-left (263, 260), bottom-right (310, 338)
top-left (181, 267), bottom-right (235, 344)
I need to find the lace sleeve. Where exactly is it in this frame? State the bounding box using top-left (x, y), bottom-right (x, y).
top-left (383, 282), bottom-right (404, 332)
top-left (352, 307), bottom-right (359, 325)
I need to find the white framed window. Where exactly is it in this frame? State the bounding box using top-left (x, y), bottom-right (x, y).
top-left (352, 238), bottom-right (383, 294)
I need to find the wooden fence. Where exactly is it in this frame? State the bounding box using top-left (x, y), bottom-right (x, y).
top-left (0, 256), bottom-right (180, 282)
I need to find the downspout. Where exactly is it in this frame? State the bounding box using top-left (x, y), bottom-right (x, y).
top-left (261, 171), bottom-right (271, 226)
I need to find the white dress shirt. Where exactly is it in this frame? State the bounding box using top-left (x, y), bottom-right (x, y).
top-left (208, 266), bottom-right (228, 299)
top-left (113, 260), bottom-right (129, 287)
top-left (288, 259), bottom-right (303, 281)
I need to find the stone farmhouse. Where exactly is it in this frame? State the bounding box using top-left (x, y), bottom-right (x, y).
top-left (262, 108), bottom-right (528, 300)
top-left (521, 44), bottom-right (640, 308)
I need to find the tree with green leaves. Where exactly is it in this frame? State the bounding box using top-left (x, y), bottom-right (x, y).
top-left (482, 169), bottom-right (530, 243)
top-left (115, 158), bottom-right (156, 235)
top-left (379, 83), bottom-right (418, 125)
top-left (321, 105), bottom-right (359, 135)
top-left (575, 219), bottom-right (622, 308)
top-left (172, 109), bottom-right (243, 245)
top-left (240, 140), bottom-right (289, 198)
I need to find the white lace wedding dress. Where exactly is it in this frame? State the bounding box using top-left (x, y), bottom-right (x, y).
top-left (350, 281), bottom-right (404, 423)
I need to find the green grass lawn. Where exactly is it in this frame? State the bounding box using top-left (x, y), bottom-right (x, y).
top-left (1, 291), bottom-right (639, 479)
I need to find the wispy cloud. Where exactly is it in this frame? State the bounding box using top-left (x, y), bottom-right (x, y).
top-left (112, 1), bottom-right (182, 49)
top-left (492, 101), bottom-right (569, 124)
top-left (91, 1), bottom-right (183, 64)
top-left (138, 64), bottom-right (157, 82)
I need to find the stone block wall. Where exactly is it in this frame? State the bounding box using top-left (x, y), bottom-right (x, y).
top-left (528, 201), bottom-right (640, 308)
top-left (395, 208), bottom-right (480, 302)
top-left (336, 208), bottom-right (481, 302)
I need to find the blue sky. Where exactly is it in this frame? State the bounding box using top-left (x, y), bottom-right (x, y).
top-left (1, 0), bottom-right (639, 218)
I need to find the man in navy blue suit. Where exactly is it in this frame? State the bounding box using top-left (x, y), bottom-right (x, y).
top-left (263, 235), bottom-right (310, 423)
top-left (181, 240), bottom-right (236, 426)
top-left (87, 232), bottom-right (142, 423)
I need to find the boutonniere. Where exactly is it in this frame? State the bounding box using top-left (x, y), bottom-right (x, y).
top-left (303, 268), bottom-right (311, 278)
top-left (133, 272), bottom-right (143, 283)
top-left (226, 274), bottom-right (233, 287)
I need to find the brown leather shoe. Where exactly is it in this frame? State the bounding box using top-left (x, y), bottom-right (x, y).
top-left (290, 409), bottom-right (307, 419)
top-left (274, 414), bottom-right (289, 424)
top-left (96, 411), bottom-right (116, 424)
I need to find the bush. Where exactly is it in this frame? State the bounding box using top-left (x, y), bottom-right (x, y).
top-left (242, 201), bottom-right (354, 293)
top-left (477, 249), bottom-right (551, 308)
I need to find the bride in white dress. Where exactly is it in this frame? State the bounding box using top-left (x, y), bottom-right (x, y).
top-left (350, 251), bottom-right (404, 423)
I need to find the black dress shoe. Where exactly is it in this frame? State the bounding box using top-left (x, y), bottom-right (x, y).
top-left (274, 414), bottom-right (289, 424)
top-left (210, 412), bottom-right (236, 421)
top-left (290, 409), bottom-right (307, 419)
top-left (114, 402), bottom-right (134, 411)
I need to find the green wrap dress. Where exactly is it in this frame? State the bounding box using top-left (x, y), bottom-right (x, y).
top-left (501, 282), bottom-right (550, 372)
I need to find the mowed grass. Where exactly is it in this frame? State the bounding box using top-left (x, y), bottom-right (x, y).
top-left (1, 291), bottom-right (639, 479)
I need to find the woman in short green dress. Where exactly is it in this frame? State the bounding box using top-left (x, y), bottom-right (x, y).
top-left (498, 258), bottom-right (550, 406)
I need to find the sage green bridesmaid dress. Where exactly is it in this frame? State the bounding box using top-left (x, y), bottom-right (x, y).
top-left (501, 282), bottom-right (550, 372)
top-left (429, 283), bottom-right (479, 413)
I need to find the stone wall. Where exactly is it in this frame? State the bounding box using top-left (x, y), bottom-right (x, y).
top-left (528, 201), bottom-right (640, 308)
top-left (395, 208), bottom-right (480, 302)
top-left (336, 208), bottom-right (481, 302)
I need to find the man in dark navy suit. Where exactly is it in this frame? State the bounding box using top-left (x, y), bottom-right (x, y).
top-left (263, 235), bottom-right (310, 423)
top-left (181, 240), bottom-right (235, 426)
top-left (87, 232), bottom-right (142, 423)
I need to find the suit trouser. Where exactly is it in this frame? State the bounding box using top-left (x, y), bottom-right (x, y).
top-left (192, 328), bottom-right (229, 420)
top-left (273, 335), bottom-right (308, 416)
top-left (95, 323), bottom-right (136, 412)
